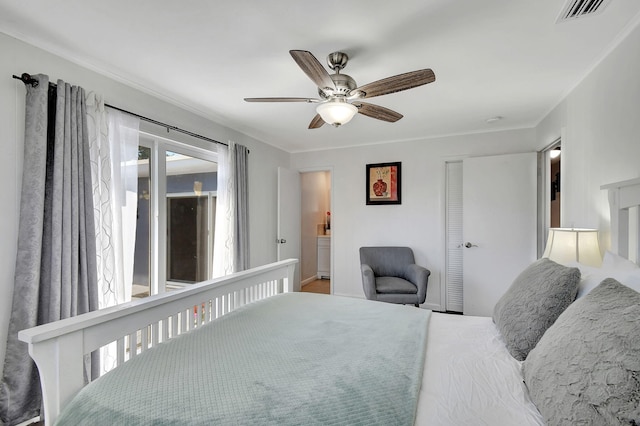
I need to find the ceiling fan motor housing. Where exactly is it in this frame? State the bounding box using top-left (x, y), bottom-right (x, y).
top-left (327, 51), bottom-right (349, 71)
top-left (319, 73), bottom-right (357, 99)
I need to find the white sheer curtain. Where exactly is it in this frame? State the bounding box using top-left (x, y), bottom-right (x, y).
top-left (88, 103), bottom-right (139, 306)
top-left (213, 141), bottom-right (249, 276)
top-left (213, 143), bottom-right (233, 276)
top-left (86, 99), bottom-right (139, 373)
top-left (107, 109), bottom-right (140, 303)
top-left (86, 93), bottom-right (116, 308)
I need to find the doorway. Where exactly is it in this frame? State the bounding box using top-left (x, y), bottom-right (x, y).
top-left (547, 141), bottom-right (561, 228)
top-left (300, 170), bottom-right (332, 294)
top-left (538, 138), bottom-right (562, 257)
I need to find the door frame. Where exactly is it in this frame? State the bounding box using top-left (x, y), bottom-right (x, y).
top-left (138, 131), bottom-right (218, 297)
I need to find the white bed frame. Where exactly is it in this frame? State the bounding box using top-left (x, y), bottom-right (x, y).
top-left (18, 178), bottom-right (640, 426)
top-left (601, 177), bottom-right (640, 264)
top-left (18, 258), bottom-right (297, 425)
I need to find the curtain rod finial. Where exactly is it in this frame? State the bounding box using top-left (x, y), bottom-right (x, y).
top-left (12, 73), bottom-right (39, 87)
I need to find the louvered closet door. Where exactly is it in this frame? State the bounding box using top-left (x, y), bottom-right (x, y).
top-left (445, 161), bottom-right (463, 312)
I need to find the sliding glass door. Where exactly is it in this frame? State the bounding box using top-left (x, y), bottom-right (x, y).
top-left (133, 134), bottom-right (218, 298)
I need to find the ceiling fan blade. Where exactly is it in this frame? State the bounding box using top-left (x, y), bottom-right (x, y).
top-left (353, 69), bottom-right (435, 99)
top-left (353, 102), bottom-right (403, 122)
top-left (244, 97), bottom-right (320, 103)
top-left (308, 114), bottom-right (325, 129)
top-left (289, 50), bottom-right (336, 92)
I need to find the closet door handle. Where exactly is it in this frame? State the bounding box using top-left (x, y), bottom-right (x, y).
top-left (464, 242), bottom-right (478, 248)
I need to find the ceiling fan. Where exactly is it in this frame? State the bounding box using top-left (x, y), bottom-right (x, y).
top-left (244, 50), bottom-right (436, 129)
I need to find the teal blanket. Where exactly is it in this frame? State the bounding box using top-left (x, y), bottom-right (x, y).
top-left (56, 293), bottom-right (431, 425)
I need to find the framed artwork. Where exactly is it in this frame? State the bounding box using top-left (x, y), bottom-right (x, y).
top-left (366, 162), bottom-right (401, 205)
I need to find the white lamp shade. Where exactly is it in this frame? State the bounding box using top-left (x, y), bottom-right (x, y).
top-left (316, 102), bottom-right (358, 126)
top-left (542, 228), bottom-right (602, 267)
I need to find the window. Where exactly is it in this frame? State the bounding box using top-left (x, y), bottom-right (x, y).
top-left (132, 133), bottom-right (218, 298)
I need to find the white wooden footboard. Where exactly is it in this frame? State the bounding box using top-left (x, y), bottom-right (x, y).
top-left (18, 259), bottom-right (297, 425)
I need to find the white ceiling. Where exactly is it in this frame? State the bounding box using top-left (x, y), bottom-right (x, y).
top-left (2, 0), bottom-right (640, 153)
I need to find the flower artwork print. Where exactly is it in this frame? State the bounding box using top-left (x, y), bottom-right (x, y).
top-left (366, 162), bottom-right (401, 205)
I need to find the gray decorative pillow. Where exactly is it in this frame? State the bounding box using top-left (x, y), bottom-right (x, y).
top-left (492, 258), bottom-right (580, 361)
top-left (523, 279), bottom-right (640, 425)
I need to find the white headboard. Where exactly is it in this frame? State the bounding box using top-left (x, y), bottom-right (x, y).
top-left (601, 178), bottom-right (640, 264)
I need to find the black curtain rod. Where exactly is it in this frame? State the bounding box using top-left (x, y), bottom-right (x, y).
top-left (12, 73), bottom-right (229, 148)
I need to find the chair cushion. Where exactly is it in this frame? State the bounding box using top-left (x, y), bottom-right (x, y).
top-left (523, 278), bottom-right (640, 425)
top-left (360, 247), bottom-right (415, 278)
top-left (492, 258), bottom-right (580, 361)
top-left (376, 277), bottom-right (417, 294)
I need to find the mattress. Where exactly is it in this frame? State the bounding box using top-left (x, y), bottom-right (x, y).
top-left (415, 312), bottom-right (544, 425)
top-left (55, 293), bottom-right (431, 425)
top-left (54, 294), bottom-right (544, 425)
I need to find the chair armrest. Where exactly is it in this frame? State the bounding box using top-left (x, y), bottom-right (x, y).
top-left (405, 264), bottom-right (431, 302)
top-left (360, 264), bottom-right (377, 300)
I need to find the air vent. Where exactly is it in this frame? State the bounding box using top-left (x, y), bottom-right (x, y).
top-left (557, 0), bottom-right (610, 22)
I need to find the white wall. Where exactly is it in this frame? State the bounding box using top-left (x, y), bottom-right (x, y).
top-left (291, 129), bottom-right (538, 308)
top-left (2, 13), bottom-right (639, 365)
top-left (536, 20), bottom-right (640, 251)
top-left (292, 18), bottom-right (640, 309)
top-left (0, 32), bottom-right (289, 365)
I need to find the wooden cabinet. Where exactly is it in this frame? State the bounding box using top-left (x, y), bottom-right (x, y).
top-left (317, 236), bottom-right (331, 279)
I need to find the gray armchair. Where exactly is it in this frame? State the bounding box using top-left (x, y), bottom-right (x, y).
top-left (359, 247), bottom-right (430, 307)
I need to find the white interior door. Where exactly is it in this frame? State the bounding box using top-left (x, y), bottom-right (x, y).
top-left (277, 167), bottom-right (301, 291)
top-left (462, 152), bottom-right (537, 316)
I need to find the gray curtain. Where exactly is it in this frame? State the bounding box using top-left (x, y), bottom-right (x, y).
top-left (232, 142), bottom-right (250, 271)
top-left (0, 75), bottom-right (99, 425)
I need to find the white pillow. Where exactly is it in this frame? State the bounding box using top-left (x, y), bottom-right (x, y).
top-left (569, 258), bottom-right (640, 298)
top-left (576, 274), bottom-right (605, 299)
top-left (601, 251), bottom-right (639, 271)
top-left (623, 269), bottom-right (640, 293)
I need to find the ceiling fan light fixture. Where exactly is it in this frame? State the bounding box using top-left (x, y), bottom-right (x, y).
top-left (316, 101), bottom-right (358, 127)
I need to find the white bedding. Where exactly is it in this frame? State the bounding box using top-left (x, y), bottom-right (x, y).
top-left (415, 313), bottom-right (544, 425)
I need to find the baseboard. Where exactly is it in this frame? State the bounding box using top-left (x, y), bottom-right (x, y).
top-left (16, 417), bottom-right (41, 426)
top-left (332, 292), bottom-right (363, 299)
top-left (422, 302), bottom-right (442, 311)
top-left (330, 293), bottom-right (442, 312)
top-left (300, 276), bottom-right (317, 287)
